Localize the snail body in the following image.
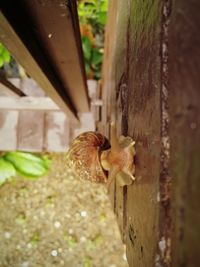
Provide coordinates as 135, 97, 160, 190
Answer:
67, 122, 135, 187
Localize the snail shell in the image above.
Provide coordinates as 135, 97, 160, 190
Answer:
67, 132, 110, 183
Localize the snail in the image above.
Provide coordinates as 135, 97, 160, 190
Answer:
66, 122, 135, 188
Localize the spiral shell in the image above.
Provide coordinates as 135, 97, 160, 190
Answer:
66, 132, 110, 183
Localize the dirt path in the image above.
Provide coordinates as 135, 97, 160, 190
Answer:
0, 154, 128, 267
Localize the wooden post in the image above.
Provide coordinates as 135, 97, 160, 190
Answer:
169, 0, 200, 266
102, 0, 200, 266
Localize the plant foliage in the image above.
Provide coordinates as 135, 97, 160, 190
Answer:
0, 151, 51, 185
0, 158, 16, 185
78, 0, 108, 80
0, 43, 11, 68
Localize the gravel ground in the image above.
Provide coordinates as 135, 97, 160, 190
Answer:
0, 153, 128, 267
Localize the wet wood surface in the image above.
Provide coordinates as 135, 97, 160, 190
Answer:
102, 0, 200, 266
23, 0, 89, 113
169, 0, 200, 266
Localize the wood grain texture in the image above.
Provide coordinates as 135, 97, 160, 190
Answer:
169, 0, 200, 266
0, 75, 25, 97
103, 0, 163, 266
44, 111, 69, 152
0, 97, 59, 111
126, 1, 162, 265
0, 111, 18, 151
17, 111, 44, 152
20, 78, 45, 97
23, 0, 89, 112
103, 0, 200, 266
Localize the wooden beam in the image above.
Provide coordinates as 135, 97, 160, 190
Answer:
0, 74, 26, 97
0, 0, 89, 116
0, 96, 59, 111
23, 0, 89, 112
0, 83, 20, 97
169, 0, 200, 265
0, 11, 78, 123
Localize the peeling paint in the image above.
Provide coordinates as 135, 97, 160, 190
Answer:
159, 237, 166, 256
159, 0, 172, 266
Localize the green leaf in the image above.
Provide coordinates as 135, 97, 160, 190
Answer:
9, 151, 44, 164
98, 11, 107, 25
0, 57, 4, 68
0, 43, 4, 55
0, 157, 16, 185
82, 36, 92, 61
2, 49, 11, 63
85, 61, 91, 76
4, 152, 49, 179
41, 155, 51, 169
92, 48, 103, 65
100, 1, 108, 12
94, 70, 101, 80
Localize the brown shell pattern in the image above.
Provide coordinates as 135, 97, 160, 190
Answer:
66, 132, 110, 183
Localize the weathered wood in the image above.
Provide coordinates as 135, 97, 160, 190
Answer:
103, 0, 200, 266
73, 112, 95, 138
22, 0, 89, 112
0, 83, 19, 97
19, 78, 45, 97
0, 96, 59, 111
0, 74, 25, 97
0, 11, 78, 122
17, 111, 44, 152
87, 80, 98, 100
0, 110, 72, 152
0, 111, 18, 151
87, 80, 101, 125
44, 111, 69, 152
103, 0, 162, 266
169, 0, 200, 266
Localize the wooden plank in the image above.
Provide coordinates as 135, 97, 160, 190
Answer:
168, 0, 200, 266
0, 96, 59, 111
17, 111, 44, 152
0, 83, 20, 97
126, 0, 162, 261
19, 78, 45, 97
102, 0, 126, 237
0, 74, 25, 97
102, 0, 162, 266
103, 0, 200, 266
87, 79, 98, 100
0, 11, 78, 123
44, 111, 69, 152
22, 0, 89, 113
8, 77, 45, 96
101, 0, 119, 127
0, 111, 18, 151
73, 112, 95, 138
87, 79, 101, 125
